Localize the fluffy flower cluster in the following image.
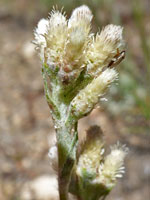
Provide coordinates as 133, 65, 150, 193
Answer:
34, 5, 125, 119
34, 5, 124, 73
34, 5, 92, 70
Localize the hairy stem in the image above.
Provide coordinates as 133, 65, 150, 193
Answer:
58, 130, 78, 200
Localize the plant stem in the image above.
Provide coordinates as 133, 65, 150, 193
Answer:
57, 123, 78, 200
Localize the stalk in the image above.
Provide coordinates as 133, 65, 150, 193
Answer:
34, 5, 128, 200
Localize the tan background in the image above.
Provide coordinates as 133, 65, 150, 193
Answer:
0, 0, 150, 199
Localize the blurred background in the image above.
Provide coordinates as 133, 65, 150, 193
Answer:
0, 0, 150, 199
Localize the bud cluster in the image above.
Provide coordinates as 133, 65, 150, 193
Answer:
77, 128, 128, 194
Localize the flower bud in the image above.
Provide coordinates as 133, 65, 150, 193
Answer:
45, 10, 68, 64
86, 24, 124, 76
65, 5, 93, 69
76, 126, 104, 176
71, 68, 118, 118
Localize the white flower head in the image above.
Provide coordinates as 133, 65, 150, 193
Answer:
63, 5, 93, 68
86, 24, 124, 76
45, 10, 68, 58
34, 18, 49, 61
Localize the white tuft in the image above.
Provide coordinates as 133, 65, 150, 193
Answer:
35, 18, 48, 35
68, 5, 93, 28
34, 18, 49, 61
69, 27, 86, 46
99, 68, 118, 85
101, 24, 123, 43
34, 18, 48, 45
49, 11, 67, 28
